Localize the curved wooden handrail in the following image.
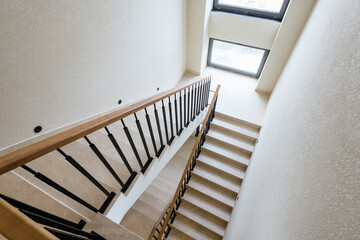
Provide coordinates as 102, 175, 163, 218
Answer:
155, 84, 221, 240
0, 74, 212, 175
147, 200, 171, 240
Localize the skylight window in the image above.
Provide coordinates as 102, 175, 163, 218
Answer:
208, 39, 269, 78
214, 0, 290, 21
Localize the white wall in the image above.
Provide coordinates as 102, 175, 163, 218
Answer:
186, 0, 212, 74
209, 11, 280, 50
256, 0, 316, 92
0, 0, 187, 150
224, 0, 360, 239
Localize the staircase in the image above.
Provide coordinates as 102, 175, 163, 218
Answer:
0, 76, 212, 240
150, 104, 261, 240
120, 137, 196, 239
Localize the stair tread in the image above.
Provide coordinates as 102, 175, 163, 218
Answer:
167, 227, 196, 240
120, 208, 155, 239
182, 192, 231, 222
177, 206, 225, 236
187, 180, 235, 208
197, 154, 245, 180
202, 141, 250, 167
171, 217, 218, 240
214, 112, 261, 130
211, 118, 259, 140
207, 130, 254, 154
192, 167, 240, 193
132, 199, 162, 222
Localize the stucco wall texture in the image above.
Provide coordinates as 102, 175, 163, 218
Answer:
0, 0, 187, 150
224, 1, 360, 239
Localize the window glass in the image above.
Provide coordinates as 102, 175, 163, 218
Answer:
208, 39, 267, 77
218, 0, 284, 13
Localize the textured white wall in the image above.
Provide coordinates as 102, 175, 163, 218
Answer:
209, 11, 280, 50
256, 0, 316, 93
0, 0, 187, 150
224, 0, 360, 239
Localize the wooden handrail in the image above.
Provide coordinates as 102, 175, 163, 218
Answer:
155, 84, 221, 240
147, 200, 171, 240
0, 198, 57, 240
0, 74, 211, 175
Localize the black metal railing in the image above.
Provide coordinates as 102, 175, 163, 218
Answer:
0, 76, 212, 240
0, 194, 105, 240
150, 84, 220, 240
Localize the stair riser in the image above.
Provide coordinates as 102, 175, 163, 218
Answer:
211, 123, 257, 142
206, 135, 253, 156
202, 148, 248, 171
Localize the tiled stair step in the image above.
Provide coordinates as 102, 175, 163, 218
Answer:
0, 171, 84, 223
187, 178, 235, 208
214, 112, 261, 132
167, 227, 195, 240
202, 140, 250, 168
211, 117, 259, 141
84, 213, 142, 240
120, 208, 155, 239
192, 166, 240, 194
206, 129, 254, 155
94, 124, 158, 172
131, 198, 162, 222
197, 153, 246, 180
171, 214, 222, 240
138, 191, 169, 213
182, 188, 231, 222
62, 138, 132, 191
176, 201, 226, 237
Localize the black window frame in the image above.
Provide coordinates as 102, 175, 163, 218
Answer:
207, 38, 269, 78
213, 0, 290, 21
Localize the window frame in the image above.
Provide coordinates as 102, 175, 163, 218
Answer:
213, 0, 290, 21
207, 38, 269, 78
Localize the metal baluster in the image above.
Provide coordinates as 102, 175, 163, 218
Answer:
193, 83, 198, 120
168, 97, 175, 145
45, 228, 105, 240
183, 89, 187, 127
199, 80, 204, 111
191, 85, 195, 121
121, 119, 145, 172
196, 81, 201, 115
21, 165, 98, 213
161, 100, 170, 145
174, 93, 179, 136
154, 104, 166, 156
0, 193, 86, 230
202, 79, 207, 109
104, 127, 135, 176
134, 113, 153, 173
197, 81, 204, 114
205, 79, 211, 107
144, 108, 159, 157
179, 91, 184, 135
187, 87, 190, 126
84, 136, 125, 188
57, 148, 110, 196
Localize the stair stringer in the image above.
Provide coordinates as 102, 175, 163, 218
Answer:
105, 108, 208, 224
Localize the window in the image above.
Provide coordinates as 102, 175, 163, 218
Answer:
214, 0, 290, 21
207, 39, 269, 78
